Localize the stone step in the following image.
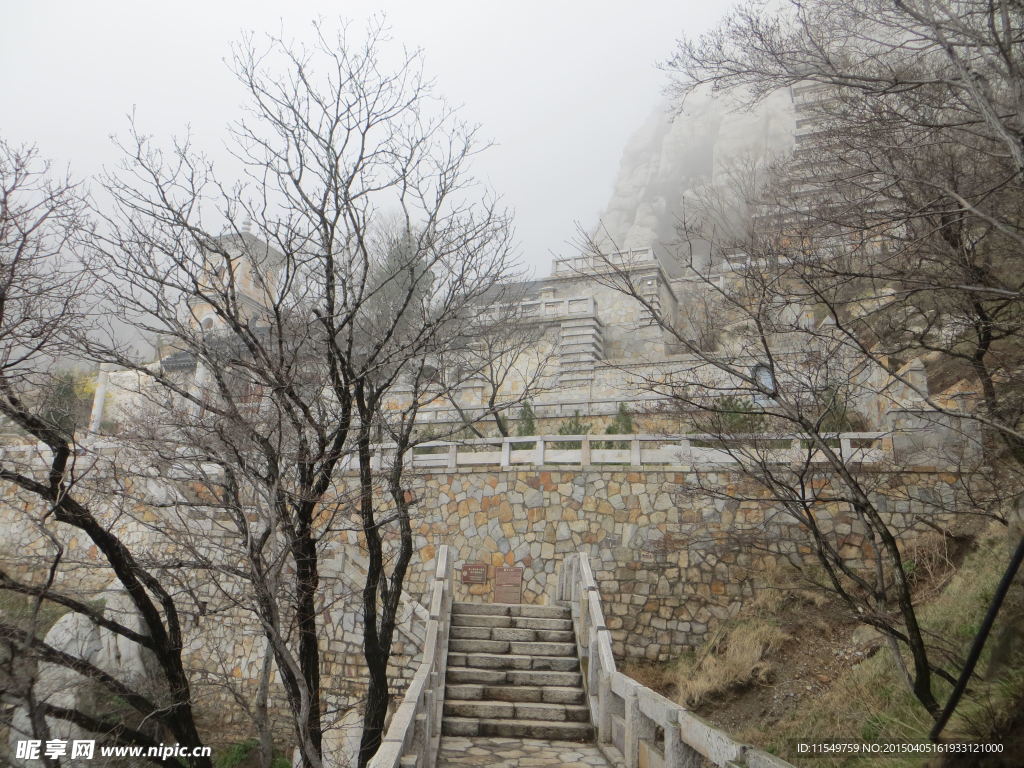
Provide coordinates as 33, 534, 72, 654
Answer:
445, 667, 582, 688
451, 613, 512, 629
441, 716, 594, 741
450, 625, 492, 640
444, 699, 590, 722
448, 638, 577, 656
447, 652, 579, 672
449, 638, 512, 654
507, 669, 584, 687
443, 600, 589, 742
445, 667, 508, 685
513, 616, 574, 632
451, 624, 576, 643
451, 614, 573, 632
446, 683, 586, 705
451, 602, 571, 620
510, 640, 576, 656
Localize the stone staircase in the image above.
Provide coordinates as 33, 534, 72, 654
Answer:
441, 601, 594, 741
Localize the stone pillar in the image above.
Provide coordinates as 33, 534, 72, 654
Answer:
190, 359, 210, 416
88, 364, 111, 433
623, 686, 640, 768
597, 671, 612, 744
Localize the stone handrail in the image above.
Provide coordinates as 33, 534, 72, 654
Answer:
519, 295, 597, 319
553, 247, 664, 275
4, 431, 888, 473
366, 432, 887, 471
369, 546, 452, 768
557, 552, 794, 768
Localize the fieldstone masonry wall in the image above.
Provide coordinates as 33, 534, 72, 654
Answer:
393, 466, 963, 662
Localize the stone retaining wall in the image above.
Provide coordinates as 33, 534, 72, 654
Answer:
0, 459, 964, 732
392, 466, 963, 661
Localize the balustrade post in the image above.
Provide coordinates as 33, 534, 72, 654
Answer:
413, 711, 429, 768
664, 719, 702, 768
630, 436, 641, 466
580, 586, 590, 635
500, 439, 511, 468
597, 671, 612, 744
840, 436, 851, 459
447, 443, 458, 469
580, 435, 591, 465
536, 436, 545, 465
623, 686, 640, 768
587, 626, 599, 692
678, 437, 692, 467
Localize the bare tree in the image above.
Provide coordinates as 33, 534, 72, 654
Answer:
79, 20, 523, 768
618, 0, 1024, 731
667, 0, 1024, 173
579, 107, 1018, 730
665, 0, 1024, 454
582, 228, 968, 718
0, 143, 214, 767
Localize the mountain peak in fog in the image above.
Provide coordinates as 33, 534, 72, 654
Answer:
594, 86, 795, 259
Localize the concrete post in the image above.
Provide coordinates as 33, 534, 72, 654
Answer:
840, 436, 852, 460
677, 437, 692, 467
190, 360, 209, 417
664, 720, 701, 768
598, 671, 612, 744
88, 364, 111, 433
624, 686, 640, 768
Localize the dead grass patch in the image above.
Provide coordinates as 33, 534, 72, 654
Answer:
675, 619, 790, 707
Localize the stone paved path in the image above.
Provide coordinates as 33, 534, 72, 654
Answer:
437, 736, 611, 767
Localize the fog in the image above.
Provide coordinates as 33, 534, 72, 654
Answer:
2, 1, 736, 277
597, 88, 796, 269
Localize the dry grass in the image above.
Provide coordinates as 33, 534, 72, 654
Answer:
627, 563, 814, 708
675, 620, 790, 707
751, 522, 1023, 766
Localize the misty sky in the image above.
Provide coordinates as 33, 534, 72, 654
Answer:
2, 1, 726, 276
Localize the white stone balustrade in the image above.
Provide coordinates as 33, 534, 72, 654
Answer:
369, 545, 452, 768
341, 432, 888, 472
553, 247, 665, 275
557, 552, 795, 768
519, 295, 597, 319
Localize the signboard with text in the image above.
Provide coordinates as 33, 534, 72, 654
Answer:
493, 566, 523, 603
461, 562, 488, 584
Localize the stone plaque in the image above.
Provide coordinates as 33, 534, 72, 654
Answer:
461, 562, 488, 585
493, 566, 523, 604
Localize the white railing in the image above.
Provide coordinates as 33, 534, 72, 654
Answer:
557, 553, 794, 768
4, 430, 889, 472
344, 432, 888, 471
520, 295, 597, 319
369, 546, 452, 768
553, 247, 665, 275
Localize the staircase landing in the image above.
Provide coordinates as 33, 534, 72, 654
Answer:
437, 737, 611, 767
